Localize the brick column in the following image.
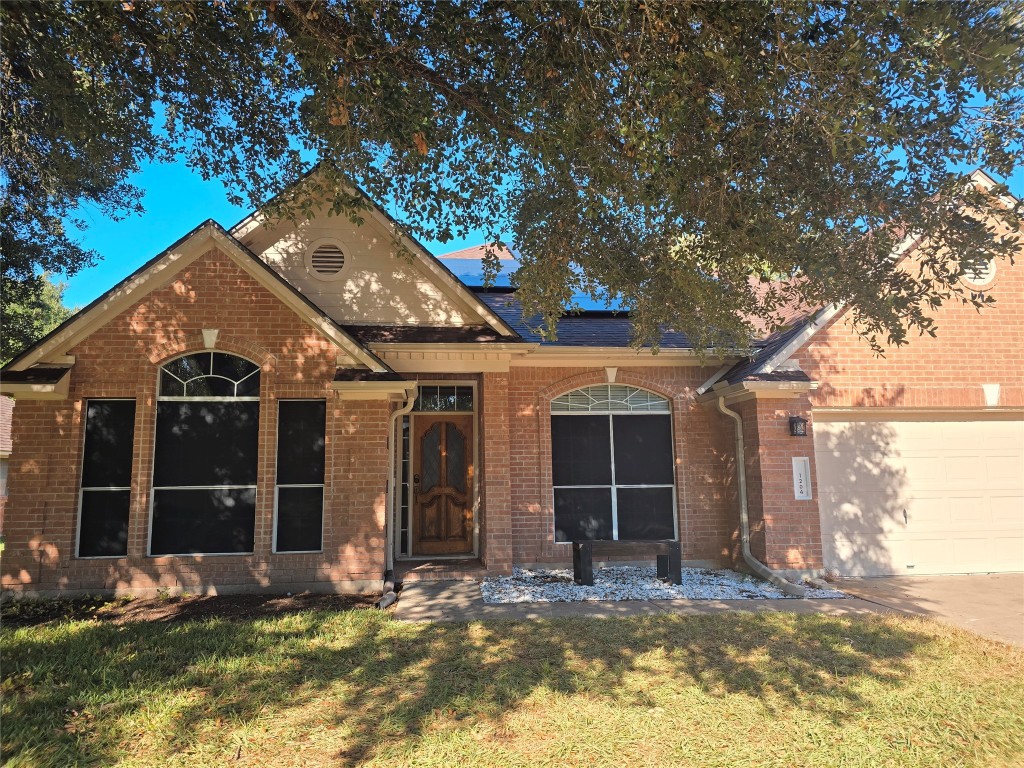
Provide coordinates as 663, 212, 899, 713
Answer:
481, 372, 513, 574
741, 397, 823, 572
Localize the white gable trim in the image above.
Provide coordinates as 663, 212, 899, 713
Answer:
6, 223, 391, 373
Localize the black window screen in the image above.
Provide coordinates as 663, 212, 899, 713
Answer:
554, 487, 613, 542
612, 415, 674, 485
79, 400, 135, 557
79, 490, 131, 557
151, 488, 256, 555
616, 488, 675, 540
277, 401, 326, 485
276, 487, 324, 552
550, 394, 676, 543
275, 400, 326, 552
551, 416, 611, 486
82, 400, 136, 488
153, 402, 259, 487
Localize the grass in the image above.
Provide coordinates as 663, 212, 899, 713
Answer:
2, 608, 1023, 767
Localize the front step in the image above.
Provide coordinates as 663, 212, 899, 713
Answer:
396, 559, 488, 583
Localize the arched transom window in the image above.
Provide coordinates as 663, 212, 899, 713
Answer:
551, 385, 676, 542
151, 352, 261, 555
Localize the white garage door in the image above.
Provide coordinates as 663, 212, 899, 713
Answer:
814, 414, 1024, 577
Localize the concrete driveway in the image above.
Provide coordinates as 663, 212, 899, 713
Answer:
838, 573, 1024, 647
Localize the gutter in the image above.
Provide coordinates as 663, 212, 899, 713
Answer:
716, 396, 807, 597
378, 388, 417, 608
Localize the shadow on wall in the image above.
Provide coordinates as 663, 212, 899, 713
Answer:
268, 233, 475, 326
1, 611, 934, 766
814, 418, 909, 578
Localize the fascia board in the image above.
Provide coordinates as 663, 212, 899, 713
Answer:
6, 223, 391, 374
367, 342, 537, 354
695, 379, 816, 405
0, 372, 71, 400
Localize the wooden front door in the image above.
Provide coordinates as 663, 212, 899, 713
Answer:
412, 415, 474, 555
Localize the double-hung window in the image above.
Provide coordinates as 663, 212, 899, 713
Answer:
551, 385, 676, 542
275, 400, 326, 553
78, 399, 136, 557
150, 352, 260, 555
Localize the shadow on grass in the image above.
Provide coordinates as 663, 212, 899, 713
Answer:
2, 610, 933, 766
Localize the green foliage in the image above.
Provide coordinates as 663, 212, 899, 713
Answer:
2, 1, 1023, 350
1, 273, 74, 365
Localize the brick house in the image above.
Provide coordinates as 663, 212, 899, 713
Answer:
1, 171, 1021, 596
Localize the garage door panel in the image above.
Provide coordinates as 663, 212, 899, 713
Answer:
899, 455, 944, 482
992, 495, 1024, 523
815, 416, 1024, 576
917, 536, 989, 574
819, 496, 906, 535
989, 535, 1024, 571
987, 456, 1024, 487
826, 534, 909, 578
978, 420, 1024, 448
906, 493, 954, 530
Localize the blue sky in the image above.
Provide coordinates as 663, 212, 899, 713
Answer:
60, 156, 1024, 308
59, 157, 514, 307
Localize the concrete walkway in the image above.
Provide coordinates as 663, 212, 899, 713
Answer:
838, 573, 1024, 647
394, 581, 884, 623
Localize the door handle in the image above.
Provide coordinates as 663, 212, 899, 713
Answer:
414, 474, 421, 484
903, 509, 908, 525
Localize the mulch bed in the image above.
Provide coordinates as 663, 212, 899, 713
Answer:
1, 591, 381, 628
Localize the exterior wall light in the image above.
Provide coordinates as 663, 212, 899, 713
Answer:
789, 415, 808, 437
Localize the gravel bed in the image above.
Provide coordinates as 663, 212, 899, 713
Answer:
480, 566, 847, 603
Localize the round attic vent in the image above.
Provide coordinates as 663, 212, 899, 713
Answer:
962, 258, 996, 289
305, 240, 347, 280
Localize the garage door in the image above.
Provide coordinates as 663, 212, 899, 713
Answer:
814, 414, 1024, 577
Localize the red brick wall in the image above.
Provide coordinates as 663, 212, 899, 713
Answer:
502, 365, 738, 568
480, 373, 513, 574
795, 254, 1024, 409
735, 398, 823, 571
2, 248, 387, 596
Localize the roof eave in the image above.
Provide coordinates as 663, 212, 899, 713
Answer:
2, 221, 392, 375
0, 369, 72, 400
696, 379, 818, 405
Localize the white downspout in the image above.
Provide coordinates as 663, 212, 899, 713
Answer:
717, 396, 807, 597
384, 388, 417, 573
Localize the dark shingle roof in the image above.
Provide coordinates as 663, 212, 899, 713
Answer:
720, 317, 812, 384
732, 370, 813, 383
342, 325, 512, 344
332, 369, 407, 382
474, 290, 694, 349
0, 367, 71, 385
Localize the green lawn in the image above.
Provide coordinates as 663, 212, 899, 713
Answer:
3, 608, 1023, 767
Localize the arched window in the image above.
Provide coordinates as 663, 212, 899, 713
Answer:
551, 385, 676, 542
150, 352, 261, 555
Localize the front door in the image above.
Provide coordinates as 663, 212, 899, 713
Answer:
412, 415, 474, 555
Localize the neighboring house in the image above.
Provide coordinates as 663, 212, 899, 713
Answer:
1, 171, 1020, 596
